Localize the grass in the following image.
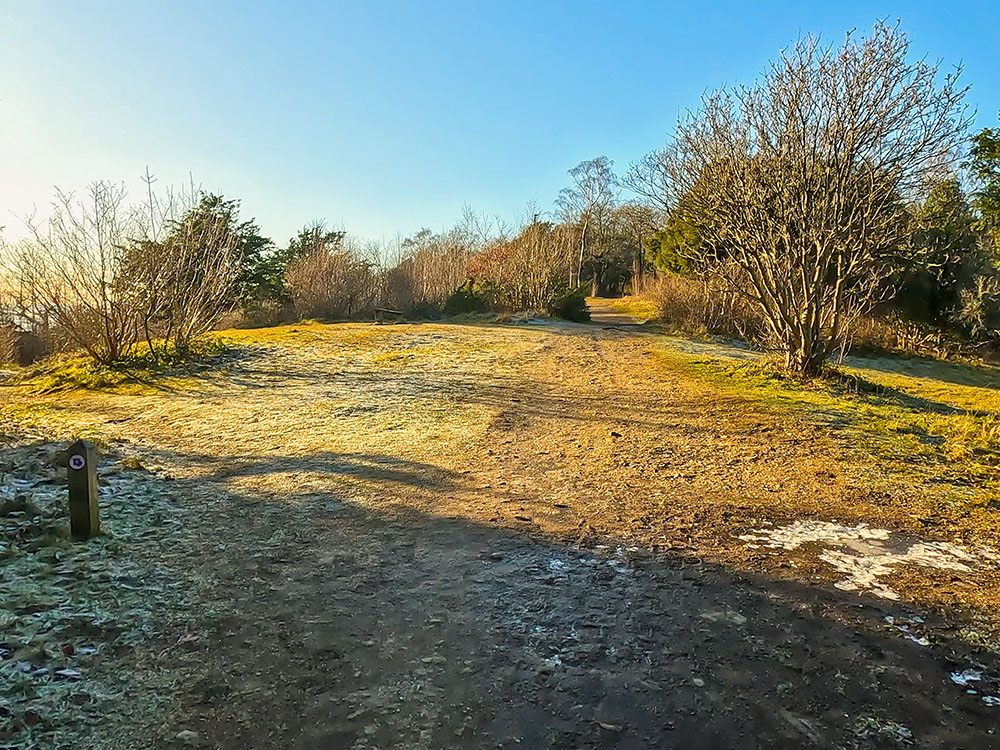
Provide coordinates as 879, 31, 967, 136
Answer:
8, 337, 237, 395
657, 345, 1000, 510
6, 317, 1000, 641
7, 317, 999, 522
599, 295, 660, 322
0, 438, 201, 749
0, 320, 534, 475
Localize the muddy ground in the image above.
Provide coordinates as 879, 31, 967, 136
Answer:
3, 306, 1000, 748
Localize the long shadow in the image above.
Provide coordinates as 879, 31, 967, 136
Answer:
831, 370, 1000, 419
141, 447, 466, 490
209, 363, 703, 429
845, 352, 1000, 392
217, 320, 997, 425
94, 438, 1000, 750
220, 354, 996, 446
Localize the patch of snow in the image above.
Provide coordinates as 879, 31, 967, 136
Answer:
546, 558, 569, 574
739, 520, 890, 550
740, 520, 997, 600
951, 669, 983, 687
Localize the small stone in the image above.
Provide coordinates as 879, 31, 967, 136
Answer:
609, 431, 622, 438
175, 729, 200, 745
120, 456, 145, 471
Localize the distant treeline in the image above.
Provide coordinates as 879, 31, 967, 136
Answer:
2, 22, 999, 373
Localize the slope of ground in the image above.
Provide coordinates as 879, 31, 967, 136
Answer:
2, 318, 1000, 748
587, 295, 659, 325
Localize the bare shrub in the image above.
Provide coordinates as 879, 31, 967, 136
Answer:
15, 178, 241, 364
0, 324, 17, 365
0, 240, 63, 360
470, 220, 576, 311
21, 183, 142, 363
379, 210, 500, 314
627, 23, 971, 374
644, 272, 764, 341
286, 242, 377, 319
845, 315, 955, 359
125, 199, 242, 356
383, 230, 475, 313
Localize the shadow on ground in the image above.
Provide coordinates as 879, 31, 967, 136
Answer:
132, 444, 1000, 750
846, 353, 1000, 392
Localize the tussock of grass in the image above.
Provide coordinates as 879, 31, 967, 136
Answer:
12, 338, 236, 394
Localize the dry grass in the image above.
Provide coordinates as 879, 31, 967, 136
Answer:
6, 318, 1000, 748
0, 325, 17, 365
639, 274, 765, 341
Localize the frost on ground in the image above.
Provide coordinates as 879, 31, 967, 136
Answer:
740, 520, 998, 600
0, 431, 199, 750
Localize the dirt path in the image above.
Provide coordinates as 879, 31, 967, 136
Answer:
4, 320, 1000, 748
586, 297, 647, 327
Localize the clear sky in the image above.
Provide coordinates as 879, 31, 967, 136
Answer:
1, 1, 998, 246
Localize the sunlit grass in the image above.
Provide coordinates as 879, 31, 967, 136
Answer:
655, 343, 1000, 504
596, 295, 660, 322
7, 338, 235, 395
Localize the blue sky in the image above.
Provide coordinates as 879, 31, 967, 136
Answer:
1, 1, 998, 245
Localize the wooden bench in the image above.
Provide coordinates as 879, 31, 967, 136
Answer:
374, 308, 405, 324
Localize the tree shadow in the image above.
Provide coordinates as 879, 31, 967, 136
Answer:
202, 360, 700, 430
108, 442, 1000, 750
830, 369, 999, 418
141, 447, 466, 490
845, 352, 1000, 393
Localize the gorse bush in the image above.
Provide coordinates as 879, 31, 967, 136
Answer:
547, 285, 590, 322
444, 279, 498, 315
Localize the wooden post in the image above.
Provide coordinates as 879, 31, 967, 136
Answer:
67, 439, 100, 540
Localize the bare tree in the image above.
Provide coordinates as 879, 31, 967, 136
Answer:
611, 202, 661, 293
626, 23, 970, 373
24, 182, 142, 363
471, 217, 575, 310
286, 232, 377, 319
151, 206, 242, 354
16, 176, 242, 365
556, 156, 619, 288
382, 221, 489, 312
